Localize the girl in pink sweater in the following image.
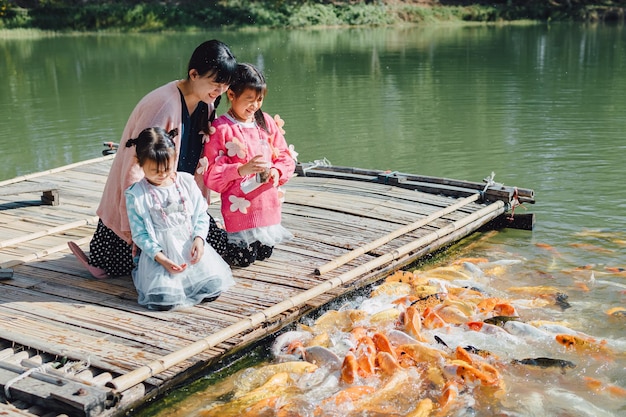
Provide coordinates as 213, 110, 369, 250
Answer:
203, 63, 297, 267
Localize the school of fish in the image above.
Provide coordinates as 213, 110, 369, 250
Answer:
188, 250, 626, 417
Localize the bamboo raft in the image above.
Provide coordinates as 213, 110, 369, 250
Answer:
0, 156, 535, 417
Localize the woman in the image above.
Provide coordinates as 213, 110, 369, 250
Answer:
69, 39, 237, 278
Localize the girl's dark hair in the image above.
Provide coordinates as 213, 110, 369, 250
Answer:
126, 127, 178, 171
230, 63, 269, 132
188, 39, 237, 85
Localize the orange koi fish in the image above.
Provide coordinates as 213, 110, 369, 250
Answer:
584, 376, 626, 398
341, 352, 359, 384
604, 266, 626, 276
315, 385, 376, 413
437, 380, 460, 415
605, 307, 626, 317
568, 242, 615, 254
375, 351, 402, 375
555, 334, 612, 356
422, 306, 447, 329
372, 332, 396, 358
400, 305, 427, 341
443, 359, 499, 386
406, 398, 434, 417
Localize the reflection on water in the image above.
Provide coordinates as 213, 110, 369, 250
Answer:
138, 228, 626, 417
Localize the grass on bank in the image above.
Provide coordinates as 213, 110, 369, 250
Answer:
0, 1, 623, 32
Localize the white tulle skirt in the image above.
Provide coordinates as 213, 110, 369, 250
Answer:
133, 225, 235, 310
226, 224, 293, 247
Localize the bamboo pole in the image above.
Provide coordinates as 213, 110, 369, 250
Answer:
314, 193, 481, 275
0, 216, 99, 249
0, 155, 114, 187
108, 200, 504, 393
0, 236, 92, 269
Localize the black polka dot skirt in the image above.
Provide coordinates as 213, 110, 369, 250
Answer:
89, 220, 135, 277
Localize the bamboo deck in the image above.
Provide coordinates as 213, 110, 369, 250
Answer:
0, 156, 534, 417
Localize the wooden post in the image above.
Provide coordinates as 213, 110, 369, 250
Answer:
0, 268, 13, 280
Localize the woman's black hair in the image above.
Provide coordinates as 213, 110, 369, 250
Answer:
126, 127, 179, 172
189, 40, 236, 132
230, 63, 269, 133
188, 39, 237, 85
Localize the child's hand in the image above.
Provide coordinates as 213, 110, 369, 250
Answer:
155, 252, 187, 274
269, 167, 280, 187
169, 262, 188, 273
190, 236, 205, 264
239, 155, 270, 177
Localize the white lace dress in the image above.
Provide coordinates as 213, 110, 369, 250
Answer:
125, 173, 234, 310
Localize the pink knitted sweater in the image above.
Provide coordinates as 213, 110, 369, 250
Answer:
97, 81, 212, 243
203, 112, 295, 233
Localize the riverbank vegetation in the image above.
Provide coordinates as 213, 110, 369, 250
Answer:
1, 0, 624, 32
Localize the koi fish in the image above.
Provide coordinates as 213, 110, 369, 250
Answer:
341, 352, 359, 384
409, 292, 443, 312
406, 398, 434, 417
568, 242, 615, 254
583, 376, 626, 398
232, 361, 317, 397
605, 306, 626, 317
555, 334, 611, 355
443, 359, 499, 386
397, 342, 449, 364
370, 281, 412, 297
202, 372, 293, 417
604, 266, 626, 275
271, 330, 312, 360
386, 270, 419, 285
421, 266, 472, 281
511, 357, 576, 372
483, 315, 520, 327
302, 346, 342, 370
504, 320, 553, 342
313, 309, 367, 333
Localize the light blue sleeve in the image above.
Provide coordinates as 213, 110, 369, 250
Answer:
180, 173, 210, 240
125, 185, 163, 259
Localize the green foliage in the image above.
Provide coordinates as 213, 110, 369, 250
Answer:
336, 4, 395, 26
1, 0, 624, 31
0, 3, 31, 28
287, 3, 341, 27
462, 5, 500, 22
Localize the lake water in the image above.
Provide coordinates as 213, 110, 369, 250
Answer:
1, 23, 625, 416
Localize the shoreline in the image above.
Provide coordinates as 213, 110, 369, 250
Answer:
1, 1, 624, 34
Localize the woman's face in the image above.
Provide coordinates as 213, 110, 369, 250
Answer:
190, 70, 229, 104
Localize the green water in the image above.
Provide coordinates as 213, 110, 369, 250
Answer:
1, 24, 625, 416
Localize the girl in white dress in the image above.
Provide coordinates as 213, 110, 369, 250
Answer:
125, 127, 234, 310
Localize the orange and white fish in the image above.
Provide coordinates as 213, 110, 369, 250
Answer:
555, 334, 612, 356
